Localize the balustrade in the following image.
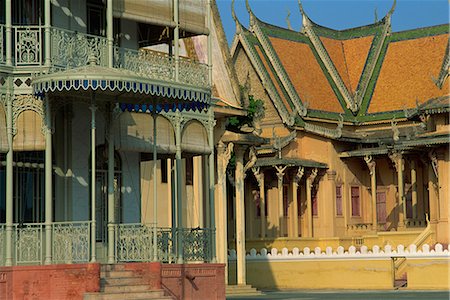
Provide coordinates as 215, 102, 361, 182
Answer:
52, 221, 90, 264
15, 223, 43, 265
0, 25, 209, 88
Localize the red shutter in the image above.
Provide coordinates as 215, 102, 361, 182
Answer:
336, 185, 343, 216
351, 186, 360, 217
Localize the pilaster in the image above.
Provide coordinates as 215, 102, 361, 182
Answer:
234, 145, 247, 285
306, 168, 318, 237
252, 167, 265, 238
275, 165, 287, 236
389, 151, 405, 228
364, 155, 377, 231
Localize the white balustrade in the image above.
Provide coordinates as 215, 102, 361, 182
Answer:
227, 243, 450, 261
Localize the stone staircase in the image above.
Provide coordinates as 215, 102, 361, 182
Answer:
84, 264, 172, 300
226, 284, 263, 297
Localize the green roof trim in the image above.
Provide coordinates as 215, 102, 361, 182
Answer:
391, 24, 449, 42
311, 20, 384, 40
254, 157, 327, 168
358, 34, 391, 117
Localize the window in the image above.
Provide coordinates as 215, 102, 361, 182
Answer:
0, 0, 5, 23
312, 187, 318, 216
87, 0, 106, 36
185, 157, 193, 186
336, 185, 343, 216
161, 159, 168, 183
12, 0, 43, 25
283, 184, 289, 217
351, 186, 360, 217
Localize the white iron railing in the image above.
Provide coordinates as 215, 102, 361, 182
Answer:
52, 221, 90, 264
15, 223, 43, 265
0, 25, 209, 88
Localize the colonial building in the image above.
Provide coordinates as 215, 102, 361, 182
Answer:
0, 0, 241, 299
227, 0, 449, 287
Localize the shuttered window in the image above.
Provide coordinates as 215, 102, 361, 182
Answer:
312, 187, 318, 216
351, 186, 360, 217
336, 185, 343, 216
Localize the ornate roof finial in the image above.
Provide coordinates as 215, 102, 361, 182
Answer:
298, 0, 310, 28
231, 0, 242, 34
286, 9, 293, 30
245, 0, 256, 28
387, 0, 397, 17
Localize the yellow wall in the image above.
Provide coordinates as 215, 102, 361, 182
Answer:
407, 258, 450, 290
229, 259, 392, 289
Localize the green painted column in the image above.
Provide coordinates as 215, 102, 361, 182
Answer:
5, 91, 13, 266
107, 107, 115, 264
107, 0, 113, 68
44, 95, 53, 264
44, 0, 51, 66
175, 115, 183, 264
5, 0, 11, 66
90, 97, 97, 262
208, 117, 216, 262
152, 113, 158, 261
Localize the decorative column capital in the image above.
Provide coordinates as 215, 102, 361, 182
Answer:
294, 166, 305, 184
388, 151, 403, 172
326, 169, 336, 181
308, 168, 318, 183
428, 150, 439, 178
251, 166, 264, 187
217, 141, 234, 169
364, 155, 376, 176
275, 165, 287, 182
243, 146, 257, 177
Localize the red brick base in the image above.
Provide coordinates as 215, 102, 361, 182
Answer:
161, 263, 225, 300
0, 263, 100, 300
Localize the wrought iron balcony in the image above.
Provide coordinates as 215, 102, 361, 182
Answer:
0, 222, 214, 265
0, 25, 209, 89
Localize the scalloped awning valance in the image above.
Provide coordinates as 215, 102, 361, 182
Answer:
32, 65, 210, 105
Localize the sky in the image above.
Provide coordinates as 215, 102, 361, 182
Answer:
216, 0, 450, 45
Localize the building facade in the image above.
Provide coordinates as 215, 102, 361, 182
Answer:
226, 0, 449, 287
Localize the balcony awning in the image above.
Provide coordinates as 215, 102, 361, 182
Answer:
32, 64, 210, 105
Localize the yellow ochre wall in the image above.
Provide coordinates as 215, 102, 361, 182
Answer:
406, 258, 450, 290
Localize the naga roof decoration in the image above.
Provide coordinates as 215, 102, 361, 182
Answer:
231, 0, 449, 134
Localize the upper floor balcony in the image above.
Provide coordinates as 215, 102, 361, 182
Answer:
0, 24, 209, 90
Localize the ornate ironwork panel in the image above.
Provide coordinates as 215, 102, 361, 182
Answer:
51, 27, 108, 70
115, 223, 154, 262
0, 224, 4, 266
178, 57, 208, 88
52, 222, 90, 263
157, 228, 175, 263
15, 223, 43, 264
114, 48, 174, 82
179, 228, 212, 262
15, 26, 42, 66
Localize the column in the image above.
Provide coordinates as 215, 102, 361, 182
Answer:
44, 0, 51, 66
207, 0, 212, 88
174, 0, 180, 81
208, 119, 216, 262
106, 0, 113, 68
389, 151, 405, 228
5, 91, 13, 266
175, 114, 183, 263
411, 160, 417, 219
275, 165, 287, 237
152, 113, 158, 261
107, 107, 115, 264
44, 95, 53, 264
5, 0, 11, 66
216, 141, 233, 283
235, 146, 247, 286
90, 97, 97, 262
306, 168, 317, 237
427, 152, 439, 224
364, 155, 377, 231
292, 167, 304, 238
252, 167, 265, 238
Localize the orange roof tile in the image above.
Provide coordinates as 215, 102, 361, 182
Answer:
255, 45, 293, 113
320, 36, 374, 95
269, 37, 344, 113
369, 34, 449, 113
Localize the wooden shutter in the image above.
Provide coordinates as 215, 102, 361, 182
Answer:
351, 186, 360, 217
336, 185, 343, 216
